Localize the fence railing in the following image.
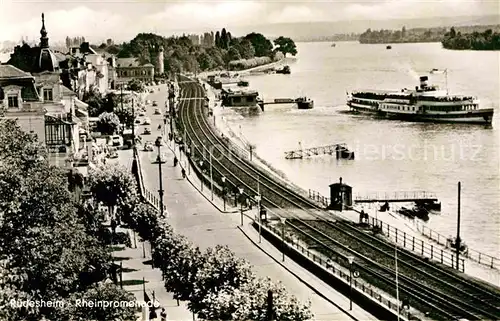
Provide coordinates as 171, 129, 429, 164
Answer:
264, 222, 413, 320
354, 191, 437, 201
308, 189, 330, 208
307, 190, 465, 272
368, 216, 465, 272
415, 221, 499, 270
133, 148, 167, 214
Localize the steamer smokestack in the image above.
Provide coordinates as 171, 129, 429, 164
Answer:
420, 76, 428, 89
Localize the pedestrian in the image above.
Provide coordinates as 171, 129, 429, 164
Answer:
181, 168, 186, 179
160, 308, 167, 321
173, 156, 178, 167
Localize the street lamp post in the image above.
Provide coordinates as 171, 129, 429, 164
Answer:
221, 176, 226, 211
348, 256, 354, 311
199, 160, 204, 191
280, 217, 287, 262
255, 194, 262, 243
155, 138, 165, 217
455, 181, 461, 270
239, 187, 244, 226
210, 152, 213, 201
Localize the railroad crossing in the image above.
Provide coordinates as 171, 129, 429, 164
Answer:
285, 143, 354, 160
354, 191, 438, 203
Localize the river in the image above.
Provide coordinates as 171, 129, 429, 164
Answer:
223, 41, 499, 257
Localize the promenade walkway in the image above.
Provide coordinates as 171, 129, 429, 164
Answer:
113, 83, 378, 320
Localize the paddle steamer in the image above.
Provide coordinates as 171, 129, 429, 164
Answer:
347, 74, 494, 124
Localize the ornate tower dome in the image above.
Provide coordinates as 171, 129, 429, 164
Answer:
37, 13, 59, 72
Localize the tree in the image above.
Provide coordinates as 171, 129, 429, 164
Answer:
87, 164, 139, 213
0, 120, 136, 321
215, 31, 221, 48
244, 33, 273, 57
61, 282, 137, 321
96, 112, 121, 135
114, 106, 134, 130
227, 47, 242, 61
190, 245, 254, 316
273, 36, 298, 57
221, 28, 228, 49
127, 79, 145, 92
84, 86, 105, 117
200, 277, 313, 321
238, 39, 255, 59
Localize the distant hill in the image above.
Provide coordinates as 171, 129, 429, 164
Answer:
226, 14, 500, 42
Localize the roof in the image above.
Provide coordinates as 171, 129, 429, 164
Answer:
61, 85, 76, 96
116, 58, 140, 67
53, 52, 68, 62
0, 64, 33, 79
116, 58, 154, 68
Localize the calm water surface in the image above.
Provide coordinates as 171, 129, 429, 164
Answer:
226, 42, 499, 257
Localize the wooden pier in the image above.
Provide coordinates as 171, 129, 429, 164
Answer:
354, 191, 438, 203
285, 143, 354, 160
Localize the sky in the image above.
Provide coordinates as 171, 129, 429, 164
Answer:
0, 0, 498, 43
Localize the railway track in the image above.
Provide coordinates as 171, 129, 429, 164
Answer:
176, 76, 500, 320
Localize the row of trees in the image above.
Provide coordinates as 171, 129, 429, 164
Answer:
113, 165, 313, 320
0, 119, 137, 320
99, 28, 296, 75
359, 26, 444, 44
442, 27, 500, 50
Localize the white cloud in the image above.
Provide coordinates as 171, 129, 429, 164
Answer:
1, 6, 125, 43
147, 1, 266, 31
0, 0, 496, 42
267, 5, 327, 24
344, 0, 486, 20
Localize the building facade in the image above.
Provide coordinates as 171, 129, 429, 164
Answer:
115, 58, 154, 85
2, 14, 88, 155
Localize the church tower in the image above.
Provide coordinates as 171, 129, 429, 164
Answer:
37, 13, 59, 72
157, 46, 164, 76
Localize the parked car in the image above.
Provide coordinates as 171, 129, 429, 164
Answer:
134, 118, 141, 124
139, 111, 146, 117
143, 117, 151, 125
107, 147, 119, 159
110, 135, 123, 147
152, 101, 158, 107
143, 127, 152, 135
154, 108, 161, 115
143, 142, 154, 152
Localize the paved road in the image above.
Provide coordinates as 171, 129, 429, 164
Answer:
115, 83, 377, 320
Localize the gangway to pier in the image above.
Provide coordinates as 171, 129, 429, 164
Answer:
354, 191, 438, 203
285, 143, 354, 160
260, 98, 296, 105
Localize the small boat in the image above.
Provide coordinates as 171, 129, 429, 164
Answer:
295, 97, 314, 109
379, 201, 390, 212
237, 80, 249, 87
331, 43, 336, 47
335, 144, 354, 160
386, 45, 392, 49
275, 65, 291, 74
415, 200, 441, 211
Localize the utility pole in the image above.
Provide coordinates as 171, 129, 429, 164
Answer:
155, 138, 165, 217
456, 181, 461, 270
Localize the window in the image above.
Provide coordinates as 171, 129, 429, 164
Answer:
43, 88, 53, 101
8, 95, 19, 108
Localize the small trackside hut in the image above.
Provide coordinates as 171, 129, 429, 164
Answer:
328, 177, 352, 211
